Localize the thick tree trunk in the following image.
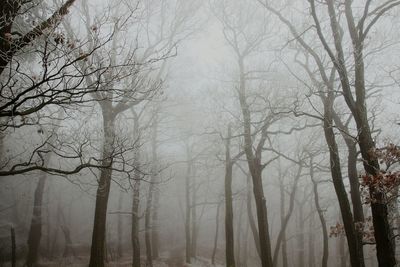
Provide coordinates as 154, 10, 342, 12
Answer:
225, 125, 236, 267
88, 110, 115, 267
26, 173, 47, 267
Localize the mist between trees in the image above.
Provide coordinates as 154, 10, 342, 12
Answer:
1, 0, 400, 267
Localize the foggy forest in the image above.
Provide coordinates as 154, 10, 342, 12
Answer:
1, 0, 400, 267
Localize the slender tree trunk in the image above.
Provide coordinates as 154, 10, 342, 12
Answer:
25, 117, 61, 266
88, 110, 116, 267
310, 161, 328, 267
151, 189, 160, 260
308, 215, 315, 267
332, 112, 365, 263
322, 100, 364, 267
273, 166, 301, 266
246, 174, 261, 258
45, 185, 51, 257
11, 227, 16, 267
185, 158, 192, 264
297, 205, 305, 267
145, 184, 153, 267
212, 202, 221, 266
242, 220, 249, 267
236, 198, 245, 267
61, 225, 77, 258
117, 192, 124, 258
191, 177, 197, 259
131, 112, 141, 267
238, 55, 273, 267
337, 226, 346, 267
320, 1, 395, 264
151, 116, 160, 260
132, 177, 141, 267
225, 125, 236, 267
279, 181, 288, 267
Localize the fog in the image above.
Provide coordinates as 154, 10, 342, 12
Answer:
1, 0, 400, 267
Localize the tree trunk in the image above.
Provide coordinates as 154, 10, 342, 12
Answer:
145, 184, 153, 267
310, 161, 328, 267
88, 110, 115, 267
308, 215, 315, 267
320, 1, 395, 264
338, 230, 346, 267
185, 160, 192, 264
238, 55, 273, 267
273, 166, 301, 266
332, 111, 365, 262
322, 98, 364, 267
225, 125, 236, 267
279, 181, 288, 267
297, 205, 305, 267
151, 116, 160, 260
61, 225, 77, 258
191, 177, 197, 259
26, 173, 47, 267
246, 174, 261, 258
11, 227, 16, 267
211, 202, 221, 266
132, 178, 141, 267
131, 110, 141, 267
117, 192, 124, 258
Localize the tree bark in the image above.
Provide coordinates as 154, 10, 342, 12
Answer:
191, 177, 197, 259
273, 166, 301, 266
246, 174, 261, 258
238, 55, 273, 267
322, 101, 363, 267
212, 201, 221, 266
145, 183, 153, 267
224, 125, 236, 267
310, 162, 328, 267
313, 1, 396, 264
131, 111, 141, 267
26, 173, 47, 267
185, 157, 192, 264
11, 227, 16, 267
88, 109, 115, 267
117, 192, 124, 258
151, 115, 160, 260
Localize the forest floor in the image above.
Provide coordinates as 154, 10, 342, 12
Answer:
6, 255, 224, 267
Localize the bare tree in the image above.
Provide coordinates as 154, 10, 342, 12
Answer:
259, 1, 400, 265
